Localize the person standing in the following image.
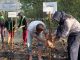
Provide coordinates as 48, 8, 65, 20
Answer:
17, 12, 28, 48
5, 18, 16, 49
0, 12, 5, 49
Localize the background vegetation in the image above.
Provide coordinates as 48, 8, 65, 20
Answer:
19, 0, 80, 31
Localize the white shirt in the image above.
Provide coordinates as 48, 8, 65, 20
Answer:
28, 21, 46, 32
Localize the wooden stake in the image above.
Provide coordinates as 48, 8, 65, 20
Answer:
48, 11, 52, 60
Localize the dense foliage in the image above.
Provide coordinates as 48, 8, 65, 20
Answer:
19, 0, 80, 30
20, 0, 80, 20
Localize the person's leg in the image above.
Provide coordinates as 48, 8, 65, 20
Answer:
67, 35, 72, 60
1, 27, 5, 48
68, 32, 80, 60
11, 31, 14, 49
27, 31, 33, 60
67, 46, 70, 60
23, 30, 28, 48
37, 33, 43, 60
37, 42, 43, 60
70, 40, 79, 60
23, 30, 25, 47
78, 46, 80, 60
8, 31, 11, 49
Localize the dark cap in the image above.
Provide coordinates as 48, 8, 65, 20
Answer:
52, 11, 62, 21
52, 11, 68, 22
17, 12, 23, 16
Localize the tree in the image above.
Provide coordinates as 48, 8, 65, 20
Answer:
20, 0, 43, 18
58, 0, 80, 20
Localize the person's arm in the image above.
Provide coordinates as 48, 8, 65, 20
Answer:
18, 18, 27, 29
13, 20, 17, 32
21, 18, 28, 29
24, 18, 28, 28
31, 32, 45, 43
31, 31, 54, 48
18, 20, 21, 28
18, 20, 24, 29
61, 19, 73, 38
18, 17, 23, 28
54, 18, 74, 40
43, 28, 49, 39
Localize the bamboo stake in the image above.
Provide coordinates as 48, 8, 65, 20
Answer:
48, 11, 52, 60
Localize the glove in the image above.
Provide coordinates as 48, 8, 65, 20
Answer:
45, 40, 55, 48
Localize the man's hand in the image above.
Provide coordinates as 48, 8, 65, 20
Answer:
15, 25, 25, 31
45, 40, 55, 48
19, 25, 25, 28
